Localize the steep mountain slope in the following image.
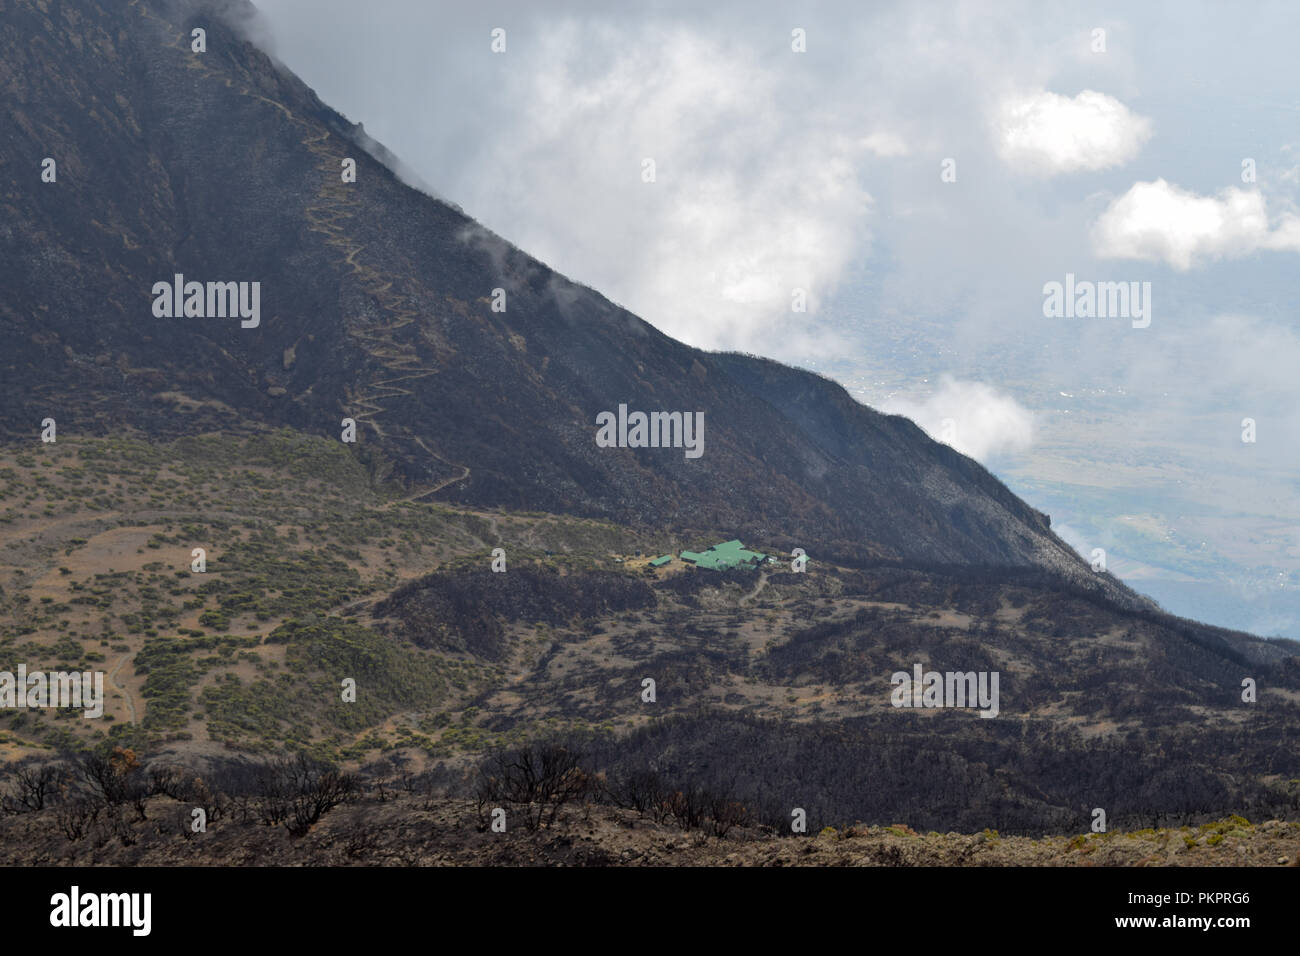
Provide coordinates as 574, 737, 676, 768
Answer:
2, 0, 1298, 858
2, 0, 1118, 594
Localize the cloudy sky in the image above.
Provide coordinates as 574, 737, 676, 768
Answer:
247, 0, 1300, 638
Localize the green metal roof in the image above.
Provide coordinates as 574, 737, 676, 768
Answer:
649, 555, 674, 567
679, 540, 767, 570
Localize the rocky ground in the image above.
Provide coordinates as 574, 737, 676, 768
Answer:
2, 793, 1297, 867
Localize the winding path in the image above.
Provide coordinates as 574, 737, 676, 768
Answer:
739, 571, 770, 607
109, 653, 137, 725
133, 0, 472, 499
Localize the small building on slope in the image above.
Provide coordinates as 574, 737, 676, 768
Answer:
679, 539, 769, 571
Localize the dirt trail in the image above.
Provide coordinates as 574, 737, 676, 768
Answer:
740, 571, 770, 606
109, 653, 137, 725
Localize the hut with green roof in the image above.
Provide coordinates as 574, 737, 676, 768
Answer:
678, 540, 769, 571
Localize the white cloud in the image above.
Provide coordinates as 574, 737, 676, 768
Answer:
996, 89, 1151, 175
1091, 178, 1300, 270
440, 22, 886, 353
859, 131, 909, 157
883, 377, 1034, 462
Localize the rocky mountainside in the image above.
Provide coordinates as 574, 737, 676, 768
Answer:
3, 0, 1123, 591
2, 0, 1299, 854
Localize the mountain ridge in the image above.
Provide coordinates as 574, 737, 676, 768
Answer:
2, 0, 1299, 862
0, 0, 1285, 651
